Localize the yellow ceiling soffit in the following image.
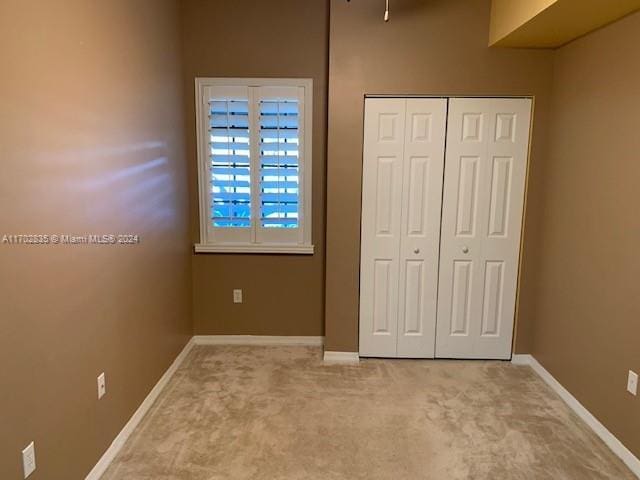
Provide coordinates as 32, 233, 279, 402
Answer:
489, 0, 640, 48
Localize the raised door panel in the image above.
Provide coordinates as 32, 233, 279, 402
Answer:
455, 156, 480, 236
372, 260, 393, 334
406, 156, 430, 236
402, 260, 424, 335
487, 157, 513, 237
450, 261, 473, 336
480, 261, 504, 336
374, 157, 398, 235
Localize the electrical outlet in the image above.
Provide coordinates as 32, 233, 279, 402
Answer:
22, 441, 36, 478
233, 289, 243, 304
628, 370, 638, 396
97, 372, 106, 399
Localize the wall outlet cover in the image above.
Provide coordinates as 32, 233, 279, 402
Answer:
628, 370, 638, 396
22, 441, 36, 478
97, 372, 106, 399
233, 289, 243, 304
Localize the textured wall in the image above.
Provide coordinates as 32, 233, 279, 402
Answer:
0, 1, 191, 478
182, 0, 329, 337
324, 0, 554, 352
531, 10, 640, 458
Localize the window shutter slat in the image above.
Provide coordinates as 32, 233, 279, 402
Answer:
260, 180, 298, 189
260, 128, 298, 139
260, 193, 298, 203
259, 102, 298, 114
260, 143, 299, 153
260, 116, 298, 129
209, 114, 249, 128
210, 216, 251, 227
260, 156, 298, 166
212, 192, 251, 201
210, 154, 250, 163
211, 127, 249, 136
211, 141, 250, 150
212, 179, 251, 188
261, 217, 299, 226
211, 167, 250, 176
260, 167, 299, 176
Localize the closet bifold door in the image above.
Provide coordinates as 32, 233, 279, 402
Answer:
359, 98, 447, 358
435, 98, 532, 360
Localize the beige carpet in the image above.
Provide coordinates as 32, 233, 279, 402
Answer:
102, 346, 634, 480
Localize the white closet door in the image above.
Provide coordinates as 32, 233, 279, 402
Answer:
396, 99, 447, 357
436, 98, 532, 359
359, 98, 447, 358
359, 98, 405, 357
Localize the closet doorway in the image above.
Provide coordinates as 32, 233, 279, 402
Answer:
359, 97, 532, 360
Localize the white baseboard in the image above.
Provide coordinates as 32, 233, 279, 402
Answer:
193, 335, 324, 346
85, 338, 195, 480
512, 354, 640, 477
323, 351, 360, 363
511, 354, 532, 365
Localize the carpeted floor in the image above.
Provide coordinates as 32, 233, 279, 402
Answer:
102, 346, 635, 480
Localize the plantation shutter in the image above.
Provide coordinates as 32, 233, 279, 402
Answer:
196, 79, 312, 252
255, 86, 304, 244
205, 85, 253, 244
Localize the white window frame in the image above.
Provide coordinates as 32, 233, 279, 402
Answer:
194, 77, 314, 254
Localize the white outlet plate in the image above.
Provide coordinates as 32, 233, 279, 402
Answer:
628, 370, 638, 396
22, 441, 36, 478
97, 372, 106, 399
233, 289, 243, 304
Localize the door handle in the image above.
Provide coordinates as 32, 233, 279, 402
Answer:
462, 246, 469, 254
413, 248, 420, 254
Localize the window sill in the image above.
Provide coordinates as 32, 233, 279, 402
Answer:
194, 243, 314, 255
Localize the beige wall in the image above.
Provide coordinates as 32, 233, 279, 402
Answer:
1, 0, 637, 476
490, 0, 640, 48
0, 1, 191, 478
489, 0, 556, 45
182, 0, 329, 336
324, 0, 554, 352
531, 10, 640, 458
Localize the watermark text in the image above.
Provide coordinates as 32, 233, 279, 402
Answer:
2, 234, 141, 245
